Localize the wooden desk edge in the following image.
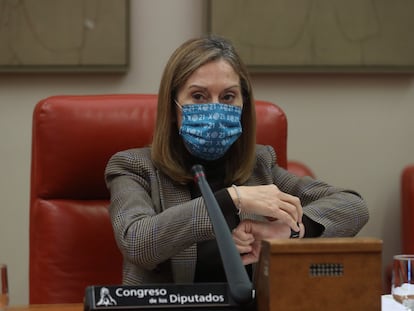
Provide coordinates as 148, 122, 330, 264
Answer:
9, 303, 83, 311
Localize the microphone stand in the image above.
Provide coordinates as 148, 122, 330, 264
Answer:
192, 164, 254, 305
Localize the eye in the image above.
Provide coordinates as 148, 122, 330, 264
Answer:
191, 92, 208, 103
220, 93, 236, 104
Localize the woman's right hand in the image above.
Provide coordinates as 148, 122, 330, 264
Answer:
228, 184, 302, 231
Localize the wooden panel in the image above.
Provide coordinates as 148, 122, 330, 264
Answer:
255, 237, 382, 311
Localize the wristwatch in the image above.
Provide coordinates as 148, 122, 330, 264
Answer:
290, 229, 300, 238
290, 222, 300, 238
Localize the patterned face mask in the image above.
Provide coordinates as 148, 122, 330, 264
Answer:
176, 101, 242, 161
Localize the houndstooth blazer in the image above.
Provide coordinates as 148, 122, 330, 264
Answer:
105, 145, 369, 285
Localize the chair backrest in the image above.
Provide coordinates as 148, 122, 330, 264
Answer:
29, 94, 288, 304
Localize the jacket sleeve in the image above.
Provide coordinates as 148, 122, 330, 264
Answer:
105, 148, 215, 270
259, 145, 369, 237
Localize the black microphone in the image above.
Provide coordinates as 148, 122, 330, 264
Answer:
191, 164, 254, 305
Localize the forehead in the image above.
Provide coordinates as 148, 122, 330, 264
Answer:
184, 59, 240, 87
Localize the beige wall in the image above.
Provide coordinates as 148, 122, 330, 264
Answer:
0, 0, 412, 305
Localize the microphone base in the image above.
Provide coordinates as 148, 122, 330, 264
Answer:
84, 283, 254, 311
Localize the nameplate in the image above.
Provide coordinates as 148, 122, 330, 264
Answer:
84, 283, 241, 311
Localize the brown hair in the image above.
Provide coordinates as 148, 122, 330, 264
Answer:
151, 35, 256, 185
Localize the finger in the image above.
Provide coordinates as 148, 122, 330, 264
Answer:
233, 236, 254, 246
232, 231, 254, 245
279, 193, 303, 223
275, 194, 302, 222
240, 241, 262, 265
232, 219, 254, 236
271, 208, 300, 231
233, 236, 255, 246
240, 253, 258, 265
235, 244, 252, 254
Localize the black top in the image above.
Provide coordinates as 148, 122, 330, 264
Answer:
189, 157, 247, 282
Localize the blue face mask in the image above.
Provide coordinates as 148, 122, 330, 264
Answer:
176, 102, 242, 161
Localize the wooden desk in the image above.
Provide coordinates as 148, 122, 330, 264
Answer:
6, 297, 403, 311
9, 304, 83, 311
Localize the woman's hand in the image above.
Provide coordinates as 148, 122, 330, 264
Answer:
232, 219, 305, 265
231, 220, 261, 265
228, 184, 302, 231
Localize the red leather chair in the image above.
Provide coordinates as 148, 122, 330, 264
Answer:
401, 165, 414, 255
287, 161, 315, 178
384, 164, 414, 293
30, 94, 313, 304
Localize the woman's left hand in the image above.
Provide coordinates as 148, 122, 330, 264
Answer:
232, 219, 305, 265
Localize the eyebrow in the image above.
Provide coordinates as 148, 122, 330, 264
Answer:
187, 84, 241, 91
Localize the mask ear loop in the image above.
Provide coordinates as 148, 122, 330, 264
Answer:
174, 99, 183, 110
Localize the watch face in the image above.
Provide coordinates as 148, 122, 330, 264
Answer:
290, 228, 300, 238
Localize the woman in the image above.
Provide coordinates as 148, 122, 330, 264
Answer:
105, 35, 369, 285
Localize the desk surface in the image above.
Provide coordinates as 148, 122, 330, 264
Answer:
9, 304, 82, 311
6, 296, 406, 311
